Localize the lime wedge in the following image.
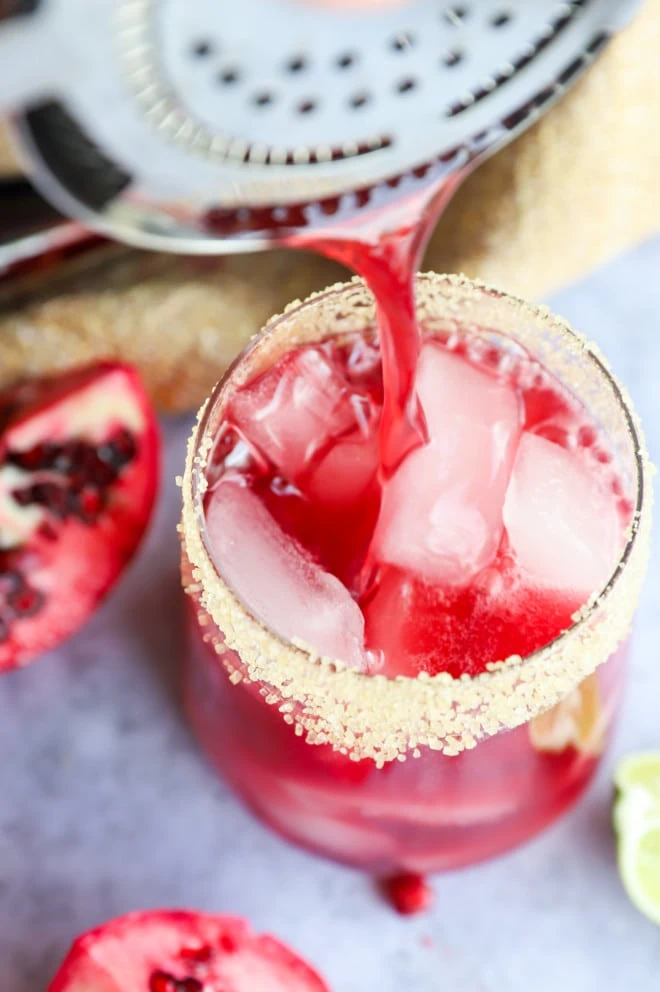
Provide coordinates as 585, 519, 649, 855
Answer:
614, 751, 660, 801
614, 751, 660, 926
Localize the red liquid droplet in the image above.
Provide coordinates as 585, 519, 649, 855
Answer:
381, 871, 434, 915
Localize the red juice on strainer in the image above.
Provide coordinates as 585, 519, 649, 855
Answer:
180, 275, 648, 881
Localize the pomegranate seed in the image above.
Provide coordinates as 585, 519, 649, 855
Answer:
149, 971, 202, 992
39, 522, 58, 541
70, 485, 105, 523
181, 944, 214, 964
12, 488, 33, 507
219, 933, 237, 953
149, 971, 178, 992
8, 443, 57, 471
17, 482, 70, 518
54, 440, 95, 474
381, 872, 434, 915
52, 444, 77, 473
38, 483, 70, 518
90, 458, 117, 487
108, 428, 137, 469
7, 584, 44, 618
179, 980, 203, 992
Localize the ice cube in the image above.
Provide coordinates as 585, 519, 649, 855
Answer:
503, 432, 622, 596
373, 342, 522, 585
229, 347, 367, 484
206, 476, 368, 670
304, 427, 379, 508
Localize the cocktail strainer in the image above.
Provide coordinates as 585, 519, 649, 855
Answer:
0, 0, 641, 254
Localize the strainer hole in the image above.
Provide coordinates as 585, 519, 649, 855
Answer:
491, 9, 513, 28
442, 48, 464, 67
442, 5, 469, 25
390, 32, 415, 52
253, 90, 275, 108
297, 99, 318, 114
191, 39, 214, 58
218, 67, 241, 85
336, 51, 357, 70
286, 55, 308, 73
396, 77, 417, 95
350, 90, 371, 109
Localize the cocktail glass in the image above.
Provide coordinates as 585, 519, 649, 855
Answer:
180, 274, 651, 873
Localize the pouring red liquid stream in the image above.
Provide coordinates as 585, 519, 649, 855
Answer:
289, 175, 465, 477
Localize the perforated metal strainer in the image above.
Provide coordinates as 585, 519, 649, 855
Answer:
0, 0, 641, 254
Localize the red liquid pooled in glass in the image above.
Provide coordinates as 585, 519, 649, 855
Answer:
207, 332, 628, 680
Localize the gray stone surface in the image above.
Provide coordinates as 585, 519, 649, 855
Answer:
2, 237, 660, 992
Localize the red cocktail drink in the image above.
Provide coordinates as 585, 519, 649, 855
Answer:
181, 275, 650, 874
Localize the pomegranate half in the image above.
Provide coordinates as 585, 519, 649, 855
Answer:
0, 361, 159, 671
48, 909, 330, 992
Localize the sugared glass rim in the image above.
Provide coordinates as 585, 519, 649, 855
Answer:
180, 273, 652, 763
